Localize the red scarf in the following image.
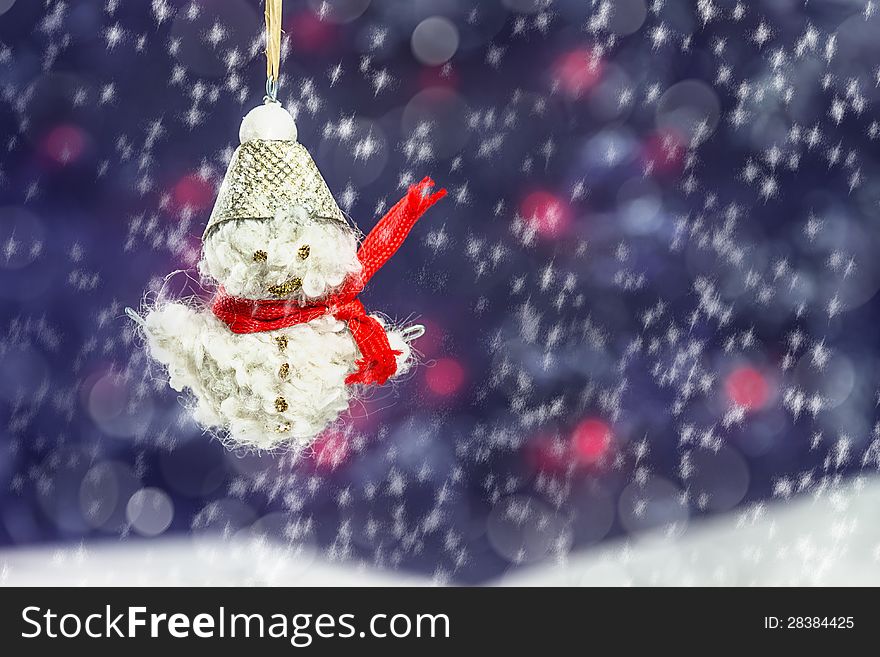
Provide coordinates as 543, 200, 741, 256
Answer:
211, 177, 446, 386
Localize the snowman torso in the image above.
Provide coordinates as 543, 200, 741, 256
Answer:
203, 313, 359, 441
147, 302, 360, 448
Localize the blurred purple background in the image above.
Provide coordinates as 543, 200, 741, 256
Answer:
1, 0, 880, 583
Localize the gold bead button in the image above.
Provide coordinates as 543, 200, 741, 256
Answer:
298, 244, 310, 260
275, 335, 288, 352
274, 396, 289, 413
253, 250, 268, 262
279, 362, 290, 379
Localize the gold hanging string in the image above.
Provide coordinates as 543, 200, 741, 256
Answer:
265, 0, 283, 101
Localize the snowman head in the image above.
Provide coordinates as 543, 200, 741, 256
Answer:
199, 103, 362, 301
200, 206, 361, 301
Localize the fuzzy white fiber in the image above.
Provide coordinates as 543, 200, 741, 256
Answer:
142, 209, 414, 451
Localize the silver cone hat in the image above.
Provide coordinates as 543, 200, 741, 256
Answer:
203, 139, 345, 238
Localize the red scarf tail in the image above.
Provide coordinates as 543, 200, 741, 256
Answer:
357, 177, 446, 285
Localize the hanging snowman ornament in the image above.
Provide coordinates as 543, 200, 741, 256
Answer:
129, 0, 445, 449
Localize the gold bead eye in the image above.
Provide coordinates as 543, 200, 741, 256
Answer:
298, 244, 310, 260
253, 250, 268, 262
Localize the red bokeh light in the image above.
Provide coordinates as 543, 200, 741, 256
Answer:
425, 358, 465, 396
418, 66, 459, 90
571, 418, 613, 465
347, 396, 386, 434
520, 190, 572, 239
179, 235, 203, 267
312, 431, 350, 470
414, 318, 444, 358
641, 130, 686, 176
173, 173, 214, 211
553, 48, 603, 98
43, 124, 86, 165
526, 419, 615, 473
288, 11, 338, 53
526, 433, 571, 473
725, 366, 770, 410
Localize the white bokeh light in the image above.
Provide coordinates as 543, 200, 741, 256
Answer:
126, 488, 174, 537
411, 16, 460, 66
656, 79, 721, 143
608, 0, 647, 36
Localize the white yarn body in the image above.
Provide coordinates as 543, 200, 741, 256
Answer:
144, 303, 412, 450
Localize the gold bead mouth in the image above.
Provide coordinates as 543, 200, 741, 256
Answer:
267, 277, 302, 297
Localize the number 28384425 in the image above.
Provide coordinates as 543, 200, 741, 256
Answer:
764, 617, 854, 629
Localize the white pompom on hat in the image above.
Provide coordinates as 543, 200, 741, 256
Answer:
239, 101, 298, 143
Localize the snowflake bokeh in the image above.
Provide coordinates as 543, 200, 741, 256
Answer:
1, 0, 880, 584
